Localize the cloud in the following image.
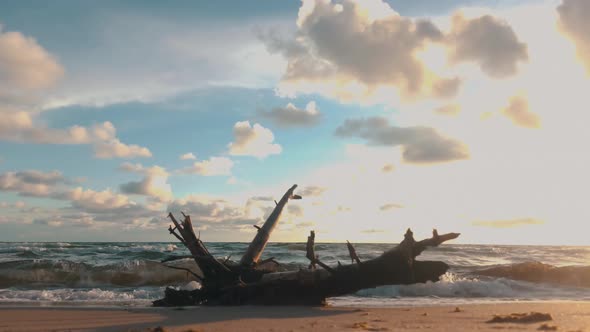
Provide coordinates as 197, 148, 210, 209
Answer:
335, 117, 469, 164
472, 218, 544, 228
299, 186, 326, 197
380, 203, 404, 211
360, 228, 386, 234
65, 187, 133, 212
0, 26, 63, 91
447, 13, 528, 78
0, 25, 150, 160
0, 170, 70, 197
260, 101, 320, 127
263, 0, 460, 102
29, 206, 156, 229
119, 163, 172, 202
557, 0, 590, 74
93, 138, 152, 159
0, 113, 152, 159
287, 204, 304, 218
168, 195, 256, 226
248, 196, 274, 202
180, 156, 234, 176
264, 0, 531, 106
434, 104, 461, 116
381, 164, 395, 173
179, 152, 196, 160
0, 168, 137, 213
9, 170, 67, 185
228, 121, 282, 158
500, 95, 540, 128
118, 162, 144, 173
0, 201, 26, 209
33, 218, 64, 227
0, 112, 33, 135
40, 13, 288, 110
0, 168, 161, 229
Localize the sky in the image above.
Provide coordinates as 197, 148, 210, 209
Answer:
0, 0, 589, 245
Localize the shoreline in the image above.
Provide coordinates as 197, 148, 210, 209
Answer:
0, 302, 588, 331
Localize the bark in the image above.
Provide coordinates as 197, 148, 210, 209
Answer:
239, 184, 300, 267
153, 185, 460, 306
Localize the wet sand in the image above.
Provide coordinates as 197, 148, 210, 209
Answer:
0, 302, 588, 332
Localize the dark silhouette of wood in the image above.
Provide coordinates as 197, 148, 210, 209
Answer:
153, 184, 460, 306
347, 241, 361, 264
240, 184, 300, 267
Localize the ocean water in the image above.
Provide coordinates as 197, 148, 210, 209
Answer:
0, 242, 589, 307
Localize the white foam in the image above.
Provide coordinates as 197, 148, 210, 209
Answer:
180, 281, 201, 291
0, 287, 162, 305
164, 244, 177, 252
353, 273, 590, 300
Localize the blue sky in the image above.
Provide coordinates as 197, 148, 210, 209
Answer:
1, 0, 589, 245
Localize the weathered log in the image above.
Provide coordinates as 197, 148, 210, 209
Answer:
305, 230, 335, 273
154, 184, 460, 306
214, 229, 459, 305
239, 184, 300, 267
166, 212, 237, 288
347, 241, 361, 264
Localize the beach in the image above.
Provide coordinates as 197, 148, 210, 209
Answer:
0, 302, 588, 332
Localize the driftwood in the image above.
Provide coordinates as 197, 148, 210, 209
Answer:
154, 184, 460, 306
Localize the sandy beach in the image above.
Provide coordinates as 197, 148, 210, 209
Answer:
0, 302, 588, 332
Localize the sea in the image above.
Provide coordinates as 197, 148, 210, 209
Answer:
0, 242, 589, 307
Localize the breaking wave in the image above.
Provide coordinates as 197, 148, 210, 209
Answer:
353, 272, 590, 300
475, 261, 590, 288
1, 242, 589, 306
0, 287, 162, 305
0, 259, 200, 288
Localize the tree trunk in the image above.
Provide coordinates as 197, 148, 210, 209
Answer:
239, 184, 300, 267
154, 185, 460, 306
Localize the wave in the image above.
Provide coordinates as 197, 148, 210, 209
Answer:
0, 259, 200, 288
0, 287, 162, 305
352, 273, 590, 300
475, 261, 590, 288
15, 250, 42, 259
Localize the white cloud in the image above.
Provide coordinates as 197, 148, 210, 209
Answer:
380, 203, 404, 211
557, 0, 590, 74
93, 138, 152, 159
228, 121, 282, 158
263, 0, 529, 108
0, 170, 69, 197
447, 13, 528, 78
181, 156, 234, 176
260, 101, 320, 127
0, 112, 33, 135
0, 25, 151, 160
179, 152, 197, 160
0, 201, 25, 209
472, 218, 544, 228
166, 195, 271, 234
39, 15, 288, 109
264, 0, 460, 103
335, 117, 469, 164
118, 162, 145, 173
0, 26, 63, 91
0, 113, 150, 161
299, 186, 326, 197
434, 104, 461, 116
119, 163, 172, 202
66, 187, 133, 212
0, 168, 159, 230
500, 95, 540, 128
